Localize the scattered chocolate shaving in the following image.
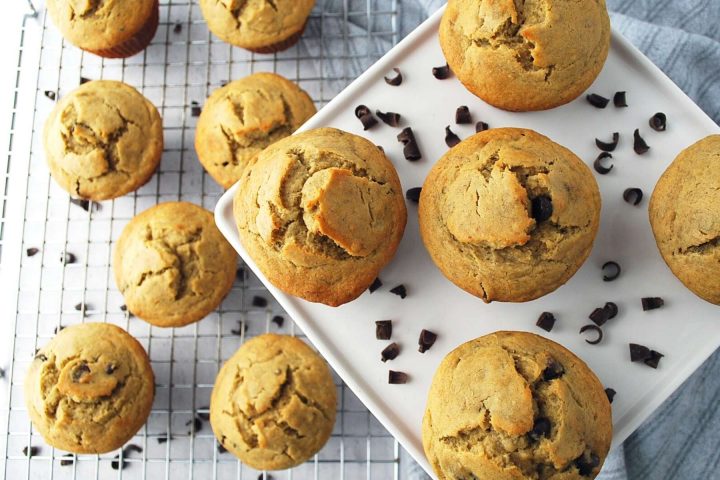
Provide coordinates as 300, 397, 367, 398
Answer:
633, 129, 650, 154
220, 80, 229, 87
630, 343, 652, 362
595, 132, 619, 152
444, 126, 461, 148
475, 121, 489, 133
60, 453, 74, 466
641, 297, 664, 311
44, 90, 57, 101
230, 322, 248, 336
376, 110, 401, 127
105, 363, 116, 374
26, 247, 39, 257
536, 312, 556, 332
593, 152, 614, 175
0, 368, 5, 379
72, 363, 90, 382
22, 446, 39, 457
384, 68, 402, 86
586, 93, 609, 108
605, 388, 616, 403
543, 359, 564, 380
271, 315, 284, 328
418, 329, 437, 353
252, 296, 268, 308
613, 91, 628, 107
54, 325, 65, 334
197, 408, 210, 421
603, 302, 618, 320
34, 352, 47, 362
529, 417, 551, 440
644, 350, 664, 369
575, 452, 600, 476
397, 127, 421, 161
80, 76, 91, 85
257, 474, 275, 480
157, 435, 169, 444
432, 64, 450, 79
381, 343, 400, 362
218, 443, 227, 454
405, 187, 422, 203
649, 112, 667, 132
623, 188, 643, 206
191, 101, 201, 117
588, 308, 608, 326
531, 196, 553, 223
110, 455, 127, 470
579, 324, 603, 345
123, 444, 143, 455
455, 106, 471, 124
388, 370, 408, 384
375, 320, 392, 340
60, 251, 76, 265
70, 197, 92, 211
120, 304, 127, 312
74, 302, 87, 312
389, 284, 407, 299
368, 277, 382, 293
186, 416, 203, 434
355, 105, 378, 130
173, 23, 182, 34
602, 261, 621, 281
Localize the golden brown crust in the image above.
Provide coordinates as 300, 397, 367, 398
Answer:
419, 128, 601, 303
649, 135, 720, 305
439, 0, 611, 112
233, 127, 407, 307
195, 73, 316, 189
422, 331, 612, 480
113, 202, 237, 327
24, 323, 155, 454
210, 334, 336, 470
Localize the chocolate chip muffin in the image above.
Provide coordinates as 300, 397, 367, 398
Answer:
195, 73, 316, 189
43, 80, 163, 201
210, 334, 336, 470
422, 331, 612, 480
419, 128, 601, 302
439, 0, 611, 111
649, 135, 720, 305
113, 202, 237, 327
233, 127, 407, 306
199, 0, 315, 53
24, 323, 154, 454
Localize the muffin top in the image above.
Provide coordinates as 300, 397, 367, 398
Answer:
210, 334, 337, 470
47, 0, 156, 52
24, 323, 155, 454
439, 0, 610, 111
195, 73, 316, 189
43, 80, 163, 201
649, 135, 720, 305
199, 0, 315, 50
419, 128, 600, 302
422, 331, 612, 480
233, 127, 407, 306
113, 202, 237, 327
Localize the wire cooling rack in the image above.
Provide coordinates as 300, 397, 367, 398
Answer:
0, 0, 405, 478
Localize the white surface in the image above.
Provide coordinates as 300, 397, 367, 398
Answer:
215, 6, 720, 477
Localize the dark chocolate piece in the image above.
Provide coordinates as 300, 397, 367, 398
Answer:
22, 446, 39, 457
418, 329, 438, 353
575, 452, 600, 476
397, 127, 422, 161
74, 302, 86, 312
44, 90, 57, 101
381, 343, 400, 362
405, 187, 422, 203
586, 94, 609, 108
641, 297, 664, 311
593, 152, 614, 175
388, 370, 408, 384
444, 126, 461, 148
355, 105, 378, 130
432, 64, 450, 79
588, 308, 608, 326
236, 267, 248, 281
531, 196, 553, 223
376, 110, 401, 127
605, 388, 616, 403
579, 324, 603, 345
173, 23, 182, 34
603, 302, 618, 320
70, 197, 91, 211
595, 132, 619, 152
529, 417, 551, 440
157, 435, 169, 444
251, 295, 268, 308
257, 474, 275, 480
230, 322, 248, 336
60, 251, 76, 265
644, 350, 664, 369
543, 359, 564, 381
54, 325, 65, 334
369, 277, 382, 293
26, 247, 39, 257
602, 261, 621, 281
72, 362, 90, 382
649, 112, 667, 132
271, 315, 284, 328
536, 312, 556, 332
475, 121, 489, 133
375, 320, 392, 340
633, 129, 650, 154
389, 284, 407, 299
123, 444, 143, 455
186, 416, 203, 434
629, 343, 651, 362
110, 455, 127, 470
105, 363, 116, 374
384, 68, 403, 86
613, 91, 628, 107
623, 188, 643, 206
80, 76, 91, 85
218, 443, 227, 454
191, 101, 201, 117
197, 408, 210, 421
60, 454, 74, 466
455, 106, 471, 124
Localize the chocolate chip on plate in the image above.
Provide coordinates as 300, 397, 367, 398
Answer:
595, 132, 619, 152
405, 187, 422, 203
579, 324, 603, 345
375, 320, 392, 340
381, 343, 400, 362
529, 417, 551, 440
536, 312, 556, 332
588, 308, 608, 326
623, 188, 643, 206
641, 297, 664, 311
644, 350, 664, 369
26, 247, 39, 257
531, 196, 553, 223
418, 329, 437, 353
432, 63, 450, 79
251, 295, 268, 308
603, 302, 618, 320
475, 121, 490, 133
384, 68, 403, 86
389, 284, 407, 299
613, 91, 628, 107
271, 315, 284, 328
593, 152, 614, 175
633, 129, 650, 154
444, 126, 461, 148
455, 106, 471, 124
397, 127, 422, 161
44, 90, 57, 101
388, 370, 408, 384
602, 261, 621, 281
355, 105, 378, 130
629, 343, 651, 362
604, 388, 616, 403
368, 277, 382, 293
586, 93, 609, 108
649, 112, 667, 132
376, 110, 401, 127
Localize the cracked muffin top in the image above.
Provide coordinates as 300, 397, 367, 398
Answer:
233, 127, 407, 307
43, 80, 163, 201
422, 331, 612, 480
439, 0, 611, 111
419, 128, 601, 303
195, 73, 316, 189
649, 135, 720, 305
210, 333, 336, 470
24, 323, 154, 454
200, 0, 315, 52
113, 202, 237, 327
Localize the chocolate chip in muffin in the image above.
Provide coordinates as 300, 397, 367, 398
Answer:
605, 388, 616, 403
432, 64, 450, 79
355, 105, 379, 130
105, 363, 117, 374
633, 129, 650, 154
596, 132, 619, 152
26, 247, 39, 257
72, 362, 91, 382
389, 284, 407, 299
44, 90, 57, 101
445, 126, 461, 148
251, 295, 268, 308
629, 343, 652, 362
376, 110, 401, 127
381, 343, 400, 362
641, 297, 664, 311
613, 91, 628, 107
271, 315, 284, 328
173, 23, 182, 34
536, 312, 556, 332
22, 446, 40, 457
604, 302, 619, 320
388, 370, 409, 384
405, 187, 422, 203
602, 261, 621, 281
593, 152, 614, 174
649, 112, 667, 132
384, 68, 403, 86
531, 195, 553, 223
80, 76, 91, 85
397, 127, 422, 161
529, 417, 551, 440
376, 320, 392, 340
575, 451, 601, 476
369, 277, 383, 293
579, 324, 603, 345
60, 251, 76, 265
589, 307, 609, 326
542, 359, 565, 381
455, 106, 472, 124
418, 329, 437, 353
587, 93, 609, 109
623, 188, 643, 206
475, 121, 489, 133
60, 453, 75, 466
644, 350, 664, 369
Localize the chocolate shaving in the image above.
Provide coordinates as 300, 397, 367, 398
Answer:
381, 343, 400, 362
389, 284, 407, 299
579, 324, 603, 345
70, 197, 92, 211
60, 251, 76, 265
173, 23, 182, 34
22, 446, 39, 457
123, 444, 143, 455
375, 320, 392, 340
80, 76, 91, 85
444, 126, 461, 148
602, 261, 621, 281
588, 308, 608, 326
649, 112, 667, 132
644, 350, 664, 369
397, 127, 421, 161
44, 90, 57, 101
418, 329, 437, 353
641, 297, 664, 311
633, 129, 650, 154
605, 388, 616, 403
595, 132, 619, 152
74, 302, 87, 312
368, 277, 382, 293
376, 110, 401, 127
110, 455, 127, 470
455, 106, 471, 124
218, 443, 227, 454
623, 188, 643, 206
586, 93, 609, 108
236, 267, 248, 281
197, 408, 210, 421
230, 321, 248, 336
536, 312, 556, 332
191, 101, 201, 117
630, 343, 652, 362
475, 121, 489, 133
593, 152, 614, 175
157, 435, 169, 444
384, 68, 402, 86
251, 295, 268, 308
531, 196, 553, 223
220, 80, 229, 87
60, 453, 75, 466
432, 64, 450, 79
613, 91, 628, 107
271, 315, 284, 328
355, 105, 378, 130
186, 416, 203, 434
603, 302, 618, 320
529, 417, 551, 440
405, 187, 422, 203
26, 247, 39, 257
388, 370, 408, 384
54, 325, 65, 334
34, 352, 47, 362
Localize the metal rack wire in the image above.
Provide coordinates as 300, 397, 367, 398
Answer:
0, 0, 402, 478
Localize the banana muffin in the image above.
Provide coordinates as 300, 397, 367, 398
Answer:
233, 127, 407, 306
200, 0, 316, 53
24, 323, 155, 454
439, 0, 611, 111
195, 73, 316, 189
210, 334, 337, 470
422, 331, 612, 480
47, 0, 159, 58
113, 202, 237, 327
43, 80, 163, 201
649, 135, 720, 305
419, 128, 601, 303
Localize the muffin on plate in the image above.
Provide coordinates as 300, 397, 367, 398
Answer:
422, 331, 612, 480
419, 128, 600, 303
210, 334, 337, 470
113, 202, 237, 327
195, 73, 316, 189
233, 127, 407, 306
46, 0, 159, 58
439, 0, 611, 111
24, 323, 154, 454
200, 0, 316, 53
649, 135, 720, 305
43, 80, 163, 201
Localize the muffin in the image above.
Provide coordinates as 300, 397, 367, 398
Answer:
24, 323, 154, 454
113, 202, 237, 327
210, 334, 336, 470
422, 331, 612, 480
43, 80, 163, 201
439, 0, 611, 111
200, 0, 316, 53
233, 127, 407, 306
46, 0, 158, 58
195, 73, 316, 189
649, 135, 720, 305
419, 128, 600, 303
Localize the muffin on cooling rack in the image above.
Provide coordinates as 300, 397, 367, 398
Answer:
233, 127, 407, 307
43, 80, 163, 201
423, 331, 612, 480
113, 202, 237, 328
199, 0, 316, 53
46, 0, 159, 58
195, 72, 316, 189
419, 128, 601, 302
24, 323, 155, 454
210, 334, 337, 470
